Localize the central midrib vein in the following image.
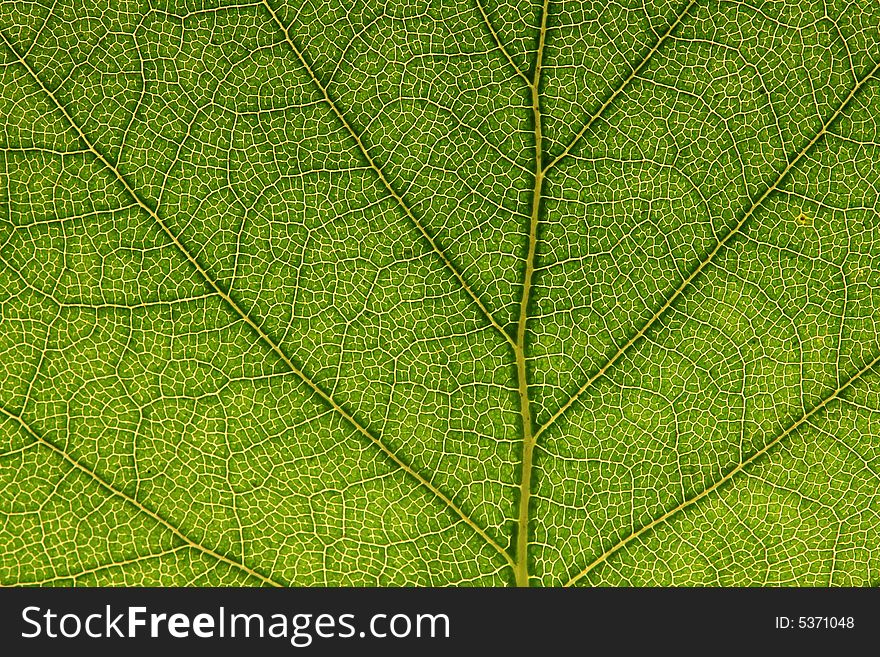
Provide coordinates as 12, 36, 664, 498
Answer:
514, 0, 550, 588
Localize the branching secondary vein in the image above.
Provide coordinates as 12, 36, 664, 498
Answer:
512, 0, 702, 586
564, 351, 880, 586
0, 404, 283, 587
260, 0, 517, 351
543, 0, 698, 174
1, 0, 877, 588
0, 29, 513, 572
535, 60, 880, 446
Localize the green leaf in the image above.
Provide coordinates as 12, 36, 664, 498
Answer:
1, 0, 878, 586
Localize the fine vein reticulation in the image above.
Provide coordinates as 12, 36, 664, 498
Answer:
1, 0, 879, 586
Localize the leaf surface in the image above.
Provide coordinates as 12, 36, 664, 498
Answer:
1, 0, 878, 586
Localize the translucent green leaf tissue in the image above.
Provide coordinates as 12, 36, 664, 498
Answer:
1, 0, 878, 586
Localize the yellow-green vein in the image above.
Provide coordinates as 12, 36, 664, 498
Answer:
564, 351, 880, 586
535, 60, 880, 445
0, 29, 514, 572
261, 0, 517, 351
